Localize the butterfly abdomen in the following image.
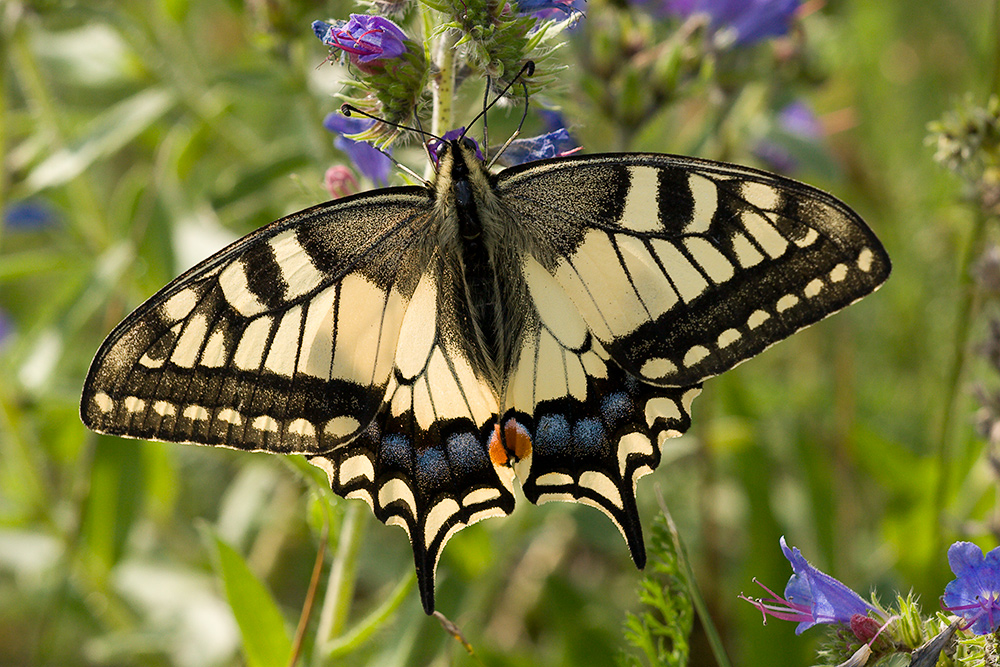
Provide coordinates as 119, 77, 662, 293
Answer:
434, 140, 527, 386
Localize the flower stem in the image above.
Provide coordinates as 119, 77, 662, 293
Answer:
320, 570, 416, 659
657, 490, 733, 667
932, 206, 988, 557
8, 22, 107, 250
316, 502, 366, 642
432, 28, 457, 139
992, 0, 1000, 97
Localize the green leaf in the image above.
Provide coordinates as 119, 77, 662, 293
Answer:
619, 514, 694, 667
0, 250, 64, 282
24, 87, 176, 194
202, 526, 293, 667
82, 436, 147, 575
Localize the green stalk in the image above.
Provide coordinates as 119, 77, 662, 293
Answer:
992, 0, 1000, 98
931, 208, 987, 558
316, 503, 366, 642
658, 495, 733, 667
931, 0, 1000, 559
0, 6, 10, 251
9, 24, 107, 250
320, 571, 416, 659
432, 28, 458, 139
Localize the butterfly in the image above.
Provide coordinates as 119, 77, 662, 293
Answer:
81, 120, 890, 614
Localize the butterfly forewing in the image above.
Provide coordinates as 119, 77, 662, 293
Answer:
497, 153, 891, 388
82, 189, 433, 453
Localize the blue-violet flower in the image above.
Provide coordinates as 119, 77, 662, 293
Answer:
515, 0, 582, 17
776, 101, 822, 139
500, 128, 579, 165
312, 15, 408, 64
941, 541, 1000, 635
741, 537, 873, 635
662, 0, 800, 47
3, 199, 58, 230
322, 113, 392, 186
0, 308, 12, 350
752, 101, 821, 172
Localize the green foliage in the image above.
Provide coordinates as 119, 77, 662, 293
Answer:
203, 526, 294, 667
2, 0, 999, 665
619, 515, 694, 667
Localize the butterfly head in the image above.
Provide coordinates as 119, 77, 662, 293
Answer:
431, 136, 492, 205
429, 133, 484, 168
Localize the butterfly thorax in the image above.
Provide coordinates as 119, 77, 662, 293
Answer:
432, 140, 526, 389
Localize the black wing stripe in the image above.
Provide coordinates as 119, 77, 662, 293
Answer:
311, 327, 511, 614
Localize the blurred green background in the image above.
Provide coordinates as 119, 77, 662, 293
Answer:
1, 0, 997, 665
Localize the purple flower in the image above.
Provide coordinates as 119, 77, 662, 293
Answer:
741, 537, 873, 635
3, 199, 58, 230
0, 309, 12, 350
312, 15, 408, 64
777, 101, 822, 139
516, 0, 584, 20
752, 101, 822, 172
322, 113, 392, 186
516, 0, 575, 13
428, 129, 484, 164
500, 128, 579, 165
941, 541, 1000, 635
662, 0, 800, 47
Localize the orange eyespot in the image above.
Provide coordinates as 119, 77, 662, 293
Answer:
505, 419, 532, 460
487, 419, 533, 467
488, 425, 508, 467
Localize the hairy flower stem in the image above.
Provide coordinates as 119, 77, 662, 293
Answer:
986, 630, 1000, 667
432, 28, 457, 140
657, 491, 733, 667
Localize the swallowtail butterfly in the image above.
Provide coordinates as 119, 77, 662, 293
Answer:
81, 111, 889, 613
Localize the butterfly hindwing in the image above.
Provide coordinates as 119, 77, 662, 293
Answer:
498, 153, 891, 388
81, 188, 432, 453
503, 300, 700, 567
310, 262, 516, 613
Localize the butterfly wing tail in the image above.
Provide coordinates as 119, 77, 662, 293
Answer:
506, 318, 701, 569
309, 416, 516, 614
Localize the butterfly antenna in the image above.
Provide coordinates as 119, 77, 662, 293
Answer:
414, 113, 436, 171
341, 104, 442, 143
486, 71, 532, 170
340, 104, 437, 184
463, 60, 536, 146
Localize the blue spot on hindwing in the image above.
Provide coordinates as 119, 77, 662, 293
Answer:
535, 413, 571, 455
573, 417, 607, 456
446, 431, 485, 476
416, 447, 450, 490
600, 391, 633, 428
381, 434, 411, 471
